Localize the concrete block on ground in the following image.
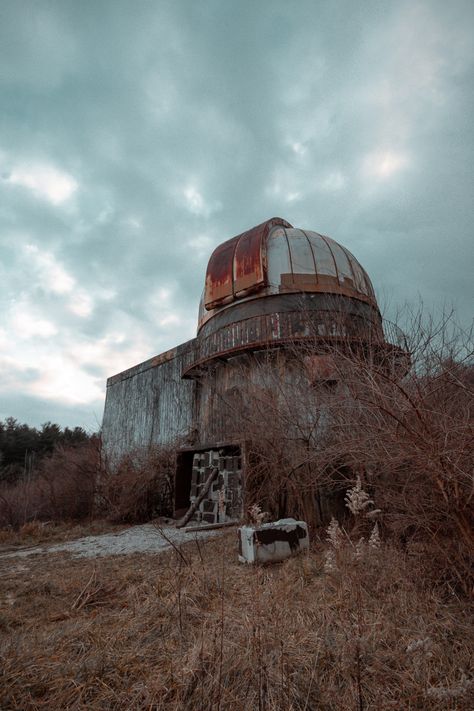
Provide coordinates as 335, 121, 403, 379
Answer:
238, 518, 309, 564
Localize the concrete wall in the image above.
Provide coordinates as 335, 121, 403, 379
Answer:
102, 340, 197, 466
101, 336, 337, 526
196, 350, 327, 445
102, 338, 337, 476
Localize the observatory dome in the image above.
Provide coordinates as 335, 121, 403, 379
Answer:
183, 218, 393, 378
198, 217, 377, 331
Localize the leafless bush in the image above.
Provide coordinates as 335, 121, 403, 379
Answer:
98, 445, 176, 523
0, 440, 100, 529
219, 306, 473, 593
0, 435, 179, 529
317, 310, 474, 594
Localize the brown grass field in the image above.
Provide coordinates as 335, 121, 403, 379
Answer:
1, 530, 472, 710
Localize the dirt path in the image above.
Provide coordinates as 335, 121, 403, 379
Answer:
0, 523, 224, 560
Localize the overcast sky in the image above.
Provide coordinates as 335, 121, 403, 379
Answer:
1, 0, 473, 431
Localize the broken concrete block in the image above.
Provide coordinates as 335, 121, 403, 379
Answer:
238, 518, 309, 564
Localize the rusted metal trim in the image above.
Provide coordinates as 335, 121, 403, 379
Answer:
183, 336, 408, 379
107, 339, 196, 386
204, 218, 292, 311
178, 440, 242, 452
199, 278, 379, 333
182, 308, 406, 379
199, 292, 380, 338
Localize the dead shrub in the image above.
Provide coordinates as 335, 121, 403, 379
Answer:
98, 445, 175, 523
222, 307, 474, 594
0, 440, 99, 529
319, 332, 474, 594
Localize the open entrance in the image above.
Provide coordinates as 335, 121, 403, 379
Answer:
174, 450, 194, 518
174, 444, 243, 524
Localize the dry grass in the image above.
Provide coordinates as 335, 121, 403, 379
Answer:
1, 533, 472, 710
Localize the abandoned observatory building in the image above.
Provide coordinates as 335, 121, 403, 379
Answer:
102, 217, 404, 525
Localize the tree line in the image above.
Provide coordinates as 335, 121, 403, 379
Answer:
0, 417, 96, 484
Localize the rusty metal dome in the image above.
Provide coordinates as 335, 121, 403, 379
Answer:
199, 218, 377, 331
181, 219, 408, 379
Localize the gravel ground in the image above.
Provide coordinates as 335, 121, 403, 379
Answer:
0, 523, 225, 560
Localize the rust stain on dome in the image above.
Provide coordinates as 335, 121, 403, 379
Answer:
204, 217, 292, 310
202, 218, 378, 333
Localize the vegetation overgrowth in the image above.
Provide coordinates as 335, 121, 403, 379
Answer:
221, 308, 474, 596
0, 418, 93, 485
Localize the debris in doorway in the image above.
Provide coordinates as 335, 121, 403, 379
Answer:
188, 449, 243, 525
176, 467, 218, 528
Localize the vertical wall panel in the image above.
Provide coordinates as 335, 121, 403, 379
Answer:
102, 340, 197, 466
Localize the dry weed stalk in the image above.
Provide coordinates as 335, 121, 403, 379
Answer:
248, 504, 268, 526
71, 567, 114, 612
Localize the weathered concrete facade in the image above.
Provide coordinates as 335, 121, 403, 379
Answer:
102, 342, 196, 467
102, 218, 405, 523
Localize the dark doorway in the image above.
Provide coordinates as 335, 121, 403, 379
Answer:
174, 451, 194, 518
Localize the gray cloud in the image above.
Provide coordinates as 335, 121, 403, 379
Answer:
0, 0, 473, 429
